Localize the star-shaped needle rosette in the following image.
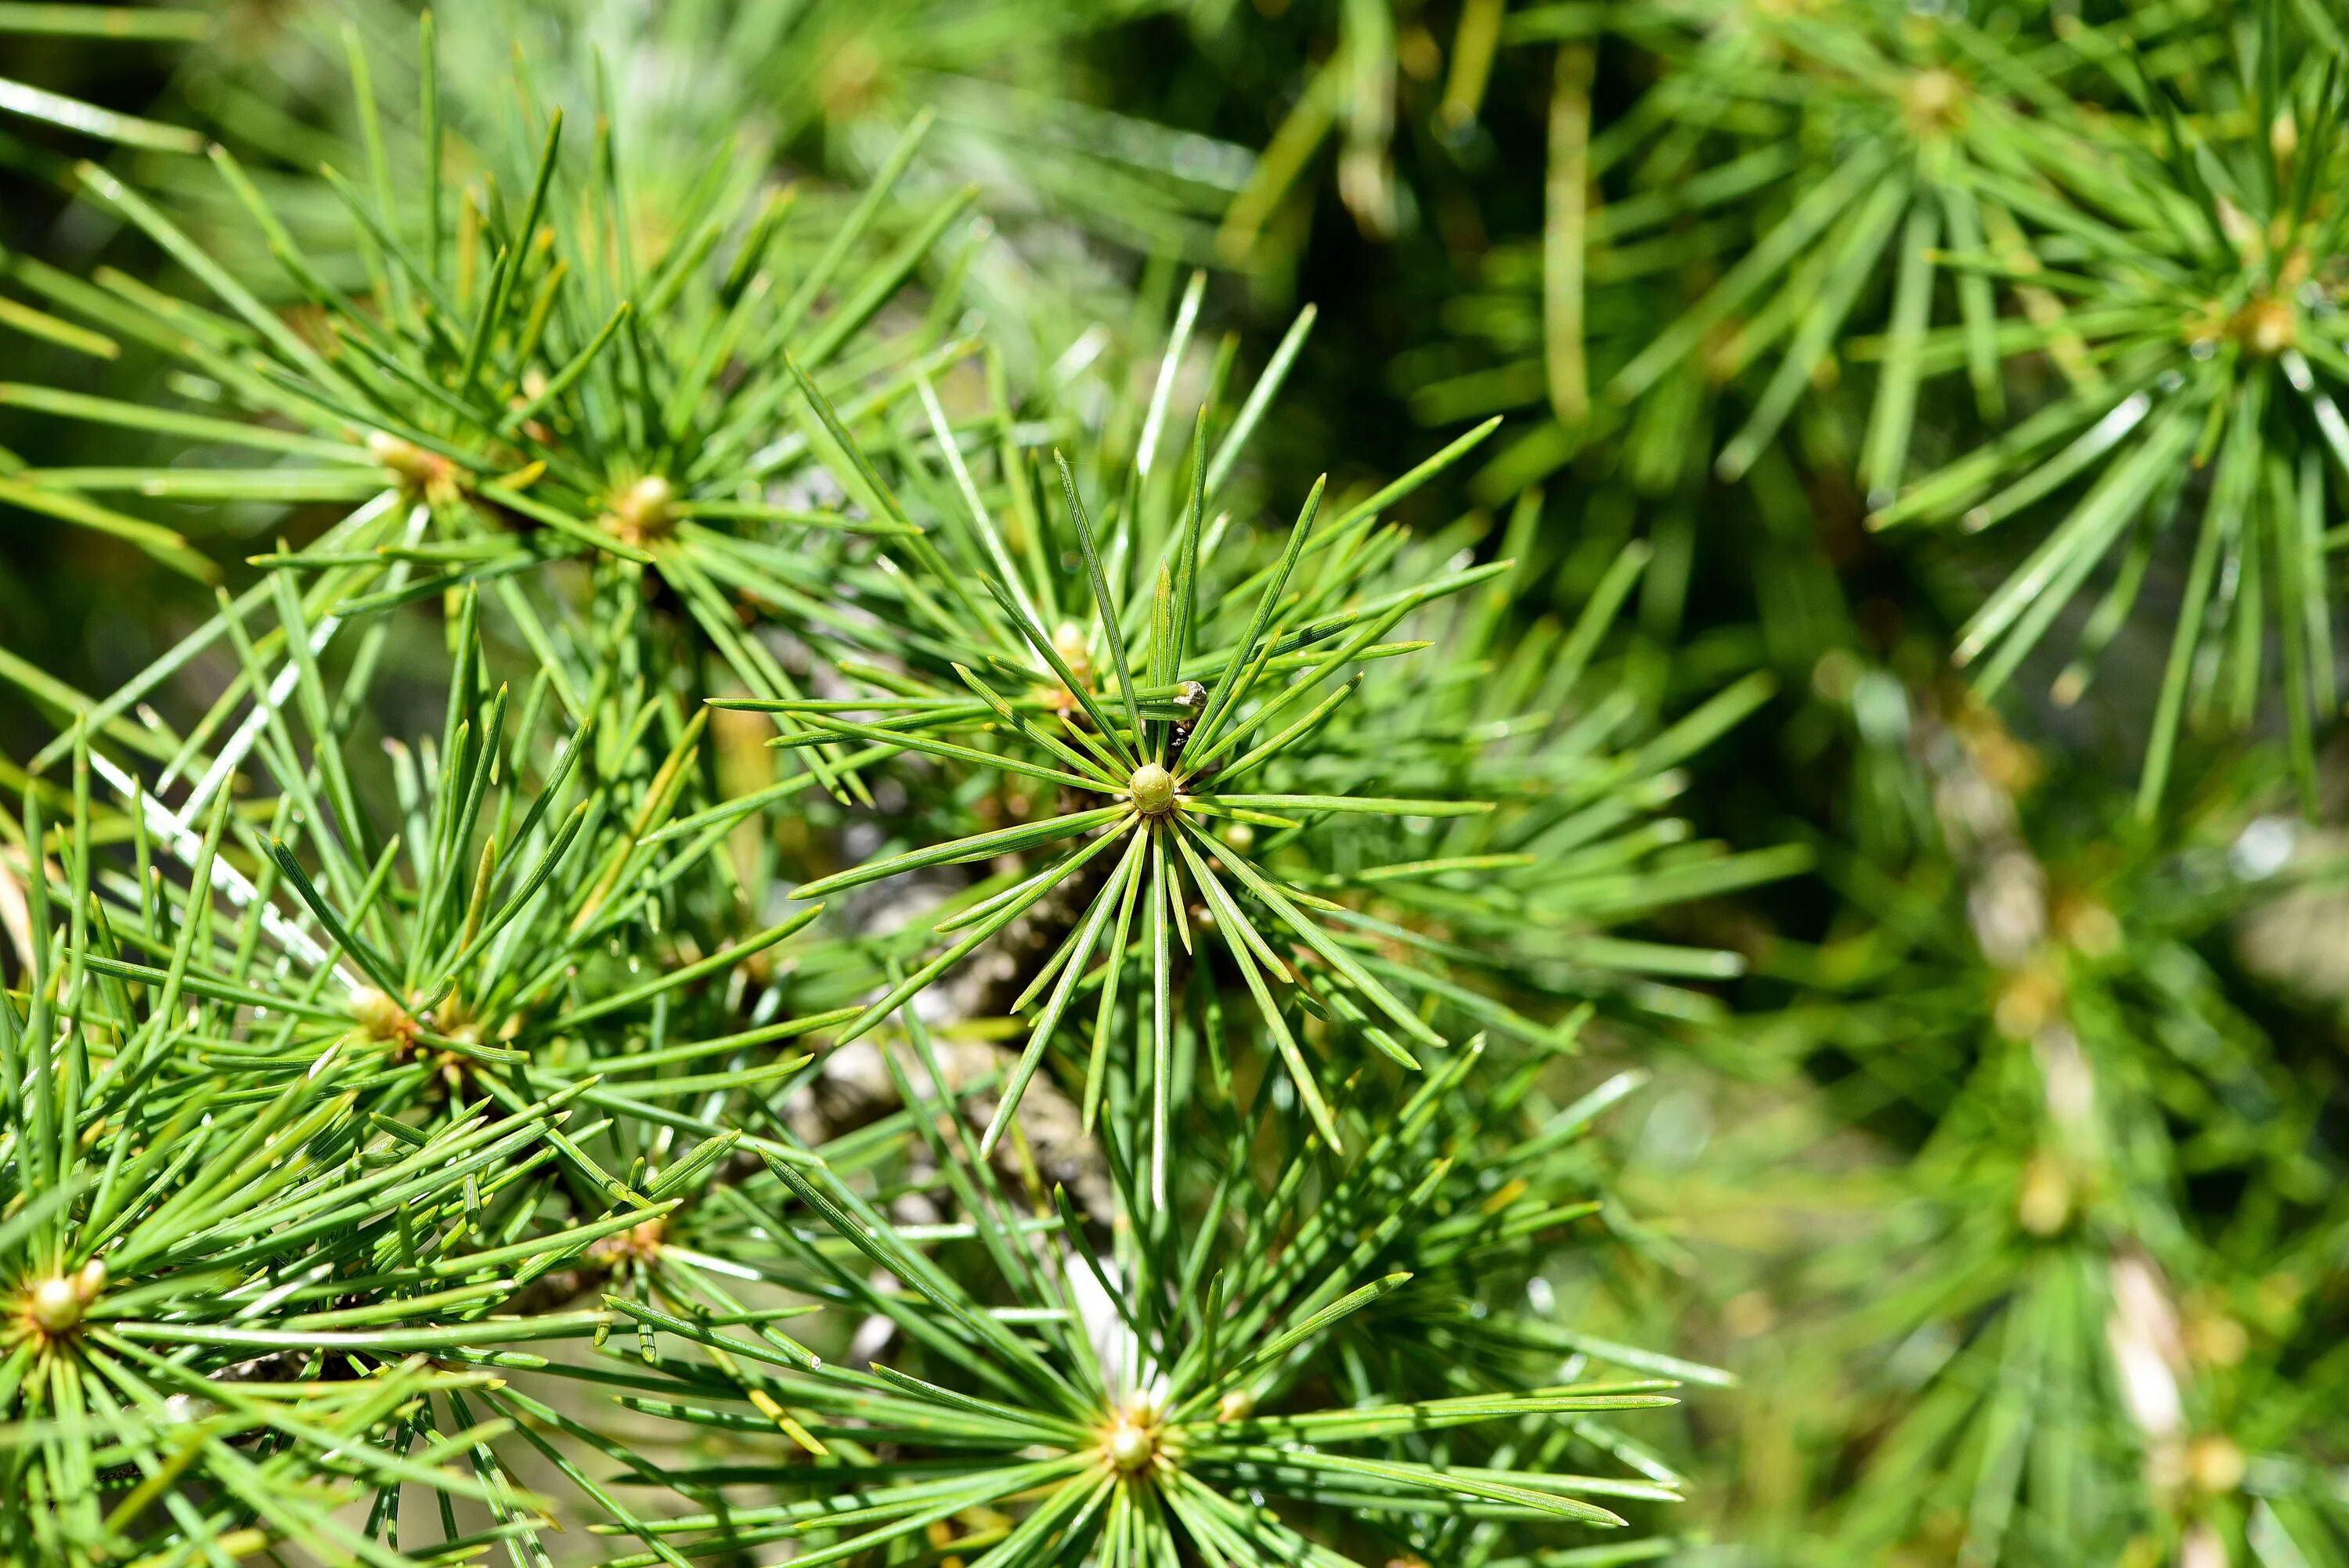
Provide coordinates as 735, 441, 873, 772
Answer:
1867, 37, 2349, 813
0, 18, 970, 763
761, 452, 1496, 1199
583, 1036, 1686, 1568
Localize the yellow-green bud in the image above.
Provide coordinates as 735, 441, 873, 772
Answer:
28, 1277, 81, 1334
1107, 1417, 1156, 1472
1129, 763, 1176, 816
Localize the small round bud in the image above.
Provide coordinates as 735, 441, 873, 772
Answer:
1107, 1417, 1156, 1472
28, 1277, 81, 1335
2188, 1434, 2245, 1495
1217, 1389, 1254, 1422
626, 474, 672, 518
368, 431, 428, 478
2015, 1152, 2071, 1238
2187, 1310, 2248, 1368
1903, 68, 1965, 134
368, 432, 454, 499
352, 987, 410, 1042
1052, 622, 1093, 679
608, 475, 676, 542
2239, 295, 2297, 356
1129, 763, 1177, 816
74, 1259, 106, 1304
2272, 110, 2300, 161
